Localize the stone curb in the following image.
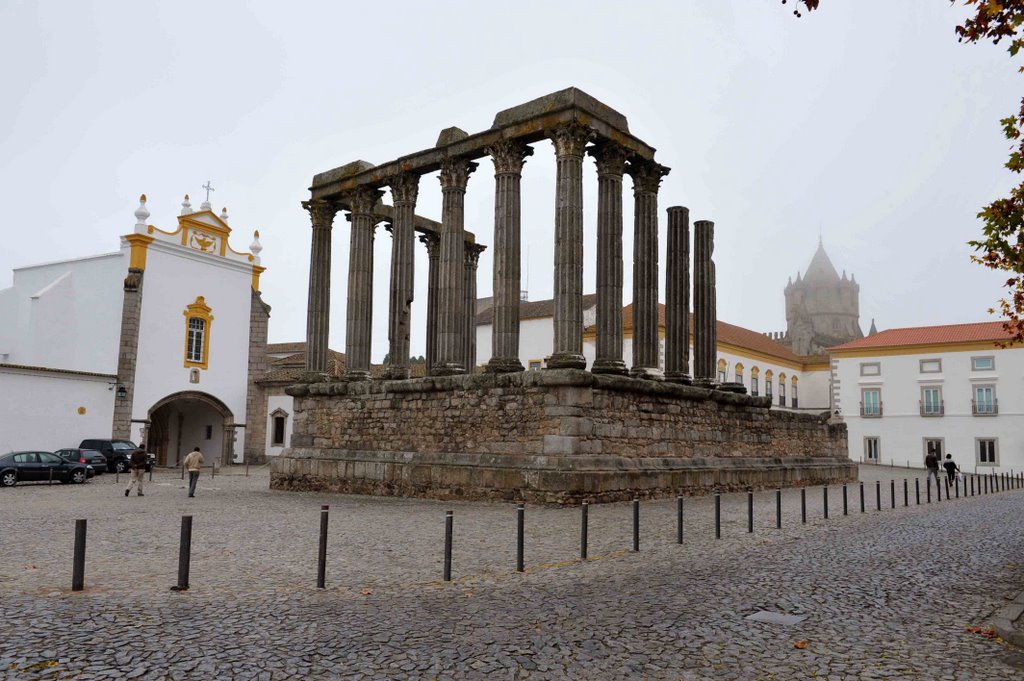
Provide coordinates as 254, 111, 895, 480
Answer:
993, 590, 1024, 647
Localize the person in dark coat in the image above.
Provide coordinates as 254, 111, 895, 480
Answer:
943, 454, 961, 485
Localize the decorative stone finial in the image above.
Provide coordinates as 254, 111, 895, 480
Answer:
220, 207, 229, 222
250, 230, 263, 264
180, 194, 192, 216
134, 194, 150, 230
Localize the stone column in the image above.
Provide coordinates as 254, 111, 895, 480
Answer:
419, 233, 440, 375
112, 268, 144, 439
303, 199, 338, 374
547, 122, 593, 370
693, 220, 717, 388
463, 243, 485, 373
627, 160, 669, 380
243, 289, 272, 464
385, 173, 420, 379
665, 206, 691, 384
435, 157, 477, 375
485, 139, 533, 373
589, 142, 629, 375
343, 187, 384, 381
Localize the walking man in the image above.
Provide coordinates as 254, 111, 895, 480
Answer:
925, 449, 940, 488
184, 446, 204, 498
124, 448, 147, 497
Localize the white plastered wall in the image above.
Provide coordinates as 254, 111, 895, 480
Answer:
0, 369, 115, 452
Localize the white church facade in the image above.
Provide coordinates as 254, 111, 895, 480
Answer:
0, 193, 274, 465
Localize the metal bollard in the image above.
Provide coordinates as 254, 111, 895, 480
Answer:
116, 469, 119, 484
891, 480, 895, 509
632, 497, 640, 552
937, 478, 943, 502
970, 475, 974, 497
842, 484, 848, 516
955, 476, 960, 499
516, 504, 525, 572
676, 496, 684, 545
916, 478, 920, 505
748, 488, 754, 533
148, 465, 153, 483
177, 515, 192, 591
443, 511, 453, 582
801, 488, 806, 524
927, 478, 932, 503
823, 486, 829, 520
859, 482, 865, 513
210, 463, 215, 480
72, 519, 87, 592
181, 465, 184, 481
876, 480, 881, 511
715, 493, 721, 539
317, 505, 329, 588
903, 479, 908, 507
945, 478, 950, 500
581, 502, 589, 560
776, 489, 782, 528
245, 459, 249, 477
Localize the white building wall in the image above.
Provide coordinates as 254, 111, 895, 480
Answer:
131, 242, 254, 461
835, 347, 1024, 472
476, 317, 557, 370
0, 253, 125, 373
0, 368, 115, 452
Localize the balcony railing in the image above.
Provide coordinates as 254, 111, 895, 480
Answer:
919, 400, 945, 417
860, 401, 883, 418
972, 399, 999, 416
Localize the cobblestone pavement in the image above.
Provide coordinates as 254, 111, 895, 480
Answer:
2, 464, 1024, 679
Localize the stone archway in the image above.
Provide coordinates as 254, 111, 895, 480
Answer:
148, 391, 235, 467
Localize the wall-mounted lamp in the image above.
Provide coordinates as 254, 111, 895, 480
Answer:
116, 385, 128, 400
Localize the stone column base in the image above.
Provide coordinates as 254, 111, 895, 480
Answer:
383, 366, 411, 380
629, 366, 665, 381
591, 359, 628, 375
484, 357, 525, 374
665, 373, 692, 385
546, 353, 586, 370
432, 363, 466, 376
344, 371, 372, 382
692, 378, 719, 390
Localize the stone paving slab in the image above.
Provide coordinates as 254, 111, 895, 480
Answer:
1, 464, 1023, 679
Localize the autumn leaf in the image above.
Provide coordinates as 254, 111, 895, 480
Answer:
794, 640, 809, 649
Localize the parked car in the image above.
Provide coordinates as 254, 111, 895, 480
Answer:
0, 451, 94, 486
78, 439, 139, 473
55, 448, 107, 474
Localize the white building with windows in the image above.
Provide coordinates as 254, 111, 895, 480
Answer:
0, 193, 278, 465
830, 322, 1022, 472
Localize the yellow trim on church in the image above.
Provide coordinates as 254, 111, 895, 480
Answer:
123, 234, 154, 269
183, 296, 214, 370
252, 265, 266, 291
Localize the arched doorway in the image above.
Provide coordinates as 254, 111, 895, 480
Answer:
147, 391, 235, 467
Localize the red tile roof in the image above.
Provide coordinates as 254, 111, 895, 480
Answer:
476, 294, 598, 324
829, 321, 1012, 351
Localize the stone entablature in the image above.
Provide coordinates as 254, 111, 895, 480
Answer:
271, 370, 852, 503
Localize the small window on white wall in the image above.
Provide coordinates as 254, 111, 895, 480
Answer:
273, 416, 287, 446
972, 356, 995, 371
919, 359, 942, 373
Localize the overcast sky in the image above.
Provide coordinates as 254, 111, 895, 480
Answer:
1, 1, 1017, 361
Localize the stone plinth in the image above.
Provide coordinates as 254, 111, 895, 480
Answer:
271, 370, 854, 503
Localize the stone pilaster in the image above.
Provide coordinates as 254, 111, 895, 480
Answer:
112, 268, 144, 440
665, 206, 691, 384
343, 187, 384, 381
547, 121, 593, 370
303, 199, 338, 374
243, 289, 272, 463
419, 233, 440, 375
463, 243, 485, 372
693, 220, 717, 388
484, 139, 533, 373
627, 160, 669, 380
435, 157, 477, 375
385, 173, 420, 379
589, 141, 629, 376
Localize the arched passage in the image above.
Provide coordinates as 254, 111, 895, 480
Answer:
147, 391, 235, 467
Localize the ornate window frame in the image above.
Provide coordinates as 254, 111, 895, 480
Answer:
183, 296, 214, 370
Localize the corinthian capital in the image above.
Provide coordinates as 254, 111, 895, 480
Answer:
464, 242, 486, 267
387, 173, 420, 206
627, 160, 671, 195
588, 141, 630, 177
344, 186, 385, 216
486, 139, 534, 175
549, 121, 594, 159
418, 232, 439, 257
302, 199, 339, 230
439, 157, 478, 191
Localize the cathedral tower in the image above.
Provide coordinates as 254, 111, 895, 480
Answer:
784, 240, 863, 355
